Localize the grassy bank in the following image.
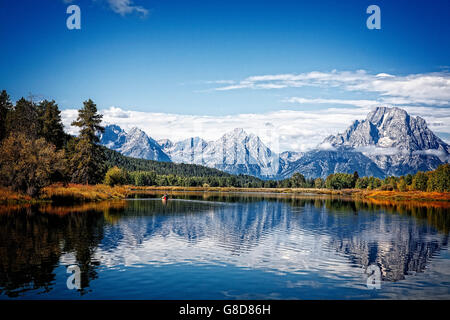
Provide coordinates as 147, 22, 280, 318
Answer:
133, 186, 450, 201
0, 187, 33, 203
41, 184, 132, 202
1, 184, 449, 203
355, 190, 450, 201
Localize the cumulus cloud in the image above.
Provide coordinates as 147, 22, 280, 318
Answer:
214, 70, 450, 107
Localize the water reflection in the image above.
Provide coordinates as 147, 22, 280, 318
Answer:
0, 194, 448, 299
0, 201, 125, 297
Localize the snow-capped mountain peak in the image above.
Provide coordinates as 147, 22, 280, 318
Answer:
160, 128, 278, 177
323, 106, 449, 175
162, 136, 209, 164
100, 125, 170, 162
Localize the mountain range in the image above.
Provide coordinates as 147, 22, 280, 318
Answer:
100, 107, 449, 179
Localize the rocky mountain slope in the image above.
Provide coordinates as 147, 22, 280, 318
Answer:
323, 107, 449, 176
100, 125, 171, 162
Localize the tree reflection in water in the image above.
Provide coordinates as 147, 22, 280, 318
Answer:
0, 201, 126, 297
0, 194, 448, 298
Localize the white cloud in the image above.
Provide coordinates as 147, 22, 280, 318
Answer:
354, 146, 403, 156
284, 97, 381, 108
284, 100, 450, 135
375, 73, 395, 78
106, 0, 148, 17
317, 142, 336, 151
214, 70, 450, 107
348, 72, 450, 106
412, 149, 449, 162
63, 0, 148, 17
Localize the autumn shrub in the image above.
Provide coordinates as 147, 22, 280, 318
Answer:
0, 133, 65, 196
104, 167, 129, 186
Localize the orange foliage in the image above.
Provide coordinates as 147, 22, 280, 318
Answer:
41, 183, 131, 201
38, 200, 127, 215
357, 190, 450, 202
0, 187, 32, 203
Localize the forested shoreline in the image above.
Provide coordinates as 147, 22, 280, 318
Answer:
0, 90, 448, 202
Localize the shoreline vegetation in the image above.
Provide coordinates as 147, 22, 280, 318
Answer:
1, 184, 449, 204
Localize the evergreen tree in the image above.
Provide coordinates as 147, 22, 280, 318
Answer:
70, 99, 106, 184
426, 164, 449, 192
6, 97, 39, 138
0, 90, 13, 141
411, 171, 428, 191
38, 100, 65, 149
405, 174, 413, 185
325, 173, 354, 189
352, 171, 359, 188
290, 172, 306, 188
355, 177, 369, 189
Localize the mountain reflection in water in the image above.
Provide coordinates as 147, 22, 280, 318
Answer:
0, 193, 449, 299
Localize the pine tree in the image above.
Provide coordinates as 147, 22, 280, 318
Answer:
291, 172, 306, 188
38, 100, 65, 149
411, 171, 428, 191
352, 171, 359, 188
0, 90, 13, 141
70, 99, 106, 184
6, 97, 39, 138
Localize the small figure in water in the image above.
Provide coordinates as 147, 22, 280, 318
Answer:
161, 194, 169, 201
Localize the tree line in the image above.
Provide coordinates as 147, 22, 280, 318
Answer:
0, 90, 106, 195
104, 165, 449, 192
1, 90, 448, 196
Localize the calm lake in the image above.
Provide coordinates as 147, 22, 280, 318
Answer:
0, 192, 449, 299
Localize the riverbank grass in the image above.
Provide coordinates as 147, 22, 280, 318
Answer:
41, 184, 131, 202
0, 187, 32, 203
1, 184, 449, 203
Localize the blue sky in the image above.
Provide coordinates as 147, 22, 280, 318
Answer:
1, 0, 449, 150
